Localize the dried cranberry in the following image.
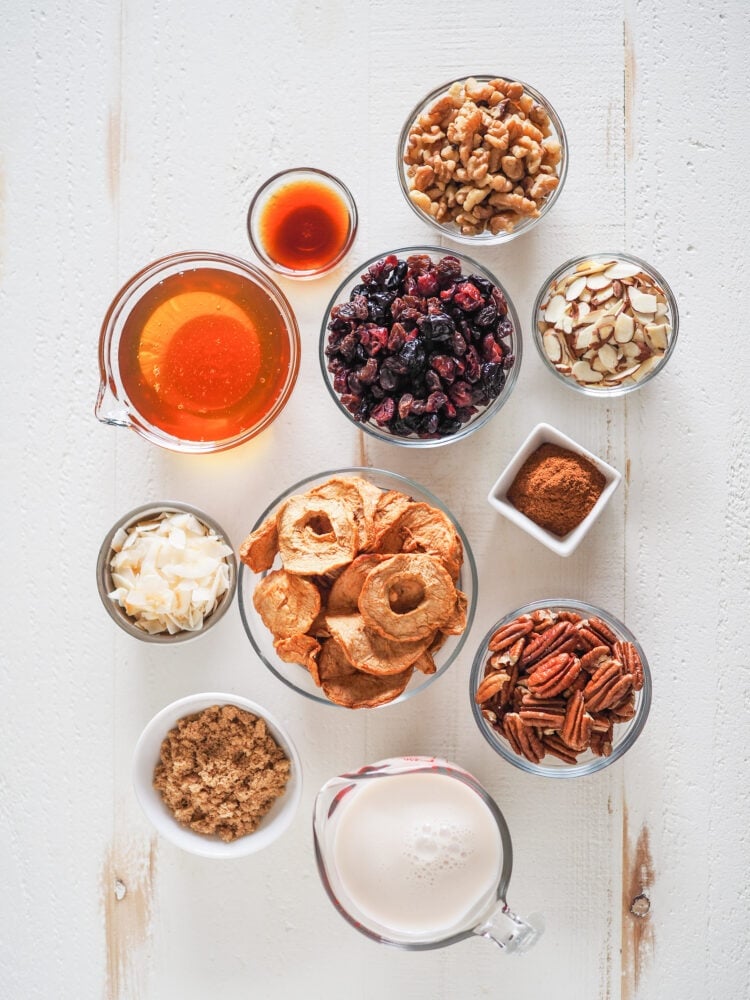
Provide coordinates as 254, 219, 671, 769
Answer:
425, 370, 442, 393
347, 372, 363, 394
359, 325, 389, 356
481, 334, 504, 364
448, 381, 473, 408
333, 370, 349, 393
426, 391, 448, 413
453, 281, 484, 312
464, 345, 481, 382
371, 397, 395, 425
417, 272, 439, 296
430, 355, 456, 383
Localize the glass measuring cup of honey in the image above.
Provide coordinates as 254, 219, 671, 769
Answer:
95, 251, 300, 453
313, 756, 543, 952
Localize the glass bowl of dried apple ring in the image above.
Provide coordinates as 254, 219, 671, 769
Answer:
237, 468, 477, 708
470, 599, 651, 777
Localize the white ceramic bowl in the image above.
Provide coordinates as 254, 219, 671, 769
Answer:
487, 422, 621, 557
132, 692, 302, 858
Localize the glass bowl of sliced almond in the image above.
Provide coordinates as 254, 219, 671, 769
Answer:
532, 253, 679, 396
470, 599, 651, 777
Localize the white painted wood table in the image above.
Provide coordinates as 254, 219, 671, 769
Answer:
2, 2, 748, 998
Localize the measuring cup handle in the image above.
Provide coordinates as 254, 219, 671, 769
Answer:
95, 380, 131, 428
474, 903, 544, 954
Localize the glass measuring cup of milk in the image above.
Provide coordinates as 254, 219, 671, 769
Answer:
313, 756, 542, 952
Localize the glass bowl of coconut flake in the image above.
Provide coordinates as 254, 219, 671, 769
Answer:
96, 502, 237, 643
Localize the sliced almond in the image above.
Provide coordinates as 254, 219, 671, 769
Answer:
614, 312, 635, 343
572, 360, 604, 383
586, 273, 612, 291
628, 288, 657, 313
644, 324, 669, 351
575, 324, 599, 351
560, 314, 573, 334
622, 341, 640, 359
633, 355, 661, 380
603, 261, 641, 279
598, 343, 618, 371
565, 275, 587, 300
544, 294, 567, 324
592, 285, 615, 305
543, 331, 562, 363
574, 259, 614, 276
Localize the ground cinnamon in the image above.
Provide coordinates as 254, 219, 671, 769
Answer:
507, 443, 605, 536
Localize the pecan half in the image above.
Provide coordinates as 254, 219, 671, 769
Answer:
527, 652, 581, 698
475, 670, 511, 705
503, 713, 544, 763
543, 734, 579, 764
613, 640, 645, 691
521, 621, 576, 668
488, 617, 533, 652
584, 659, 634, 712
560, 690, 593, 752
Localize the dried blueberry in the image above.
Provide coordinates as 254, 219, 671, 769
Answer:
481, 362, 506, 397
475, 302, 498, 328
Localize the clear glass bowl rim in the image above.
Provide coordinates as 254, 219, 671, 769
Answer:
531, 251, 680, 397
97, 250, 301, 452
246, 167, 359, 278
469, 598, 652, 777
318, 245, 523, 449
237, 466, 479, 707
396, 74, 569, 246
96, 501, 238, 643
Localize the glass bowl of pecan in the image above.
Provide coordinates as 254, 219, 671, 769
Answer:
532, 253, 679, 396
320, 248, 521, 446
398, 75, 568, 244
470, 600, 651, 777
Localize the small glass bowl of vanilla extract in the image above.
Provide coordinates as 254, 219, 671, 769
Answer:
248, 168, 358, 279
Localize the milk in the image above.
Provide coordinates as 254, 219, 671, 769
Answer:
332, 771, 503, 938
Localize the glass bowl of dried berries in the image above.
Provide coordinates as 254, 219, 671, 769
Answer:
532, 252, 679, 396
320, 248, 521, 445
470, 600, 651, 777
398, 76, 568, 244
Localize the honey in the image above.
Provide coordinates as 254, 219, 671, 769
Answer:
118, 266, 292, 443
258, 179, 351, 272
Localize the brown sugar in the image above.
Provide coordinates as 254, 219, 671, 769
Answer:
507, 443, 606, 537
153, 704, 290, 842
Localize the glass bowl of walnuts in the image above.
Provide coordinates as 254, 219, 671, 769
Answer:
397, 75, 568, 245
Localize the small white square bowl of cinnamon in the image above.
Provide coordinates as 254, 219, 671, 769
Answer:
487, 422, 621, 557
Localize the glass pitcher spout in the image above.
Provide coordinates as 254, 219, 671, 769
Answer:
95, 380, 131, 427
474, 903, 544, 953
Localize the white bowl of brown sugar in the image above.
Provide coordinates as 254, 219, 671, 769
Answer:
132, 692, 302, 858
487, 423, 621, 557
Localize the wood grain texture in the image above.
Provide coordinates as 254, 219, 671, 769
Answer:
1, 0, 748, 997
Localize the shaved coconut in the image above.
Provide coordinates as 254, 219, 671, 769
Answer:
109, 511, 231, 634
